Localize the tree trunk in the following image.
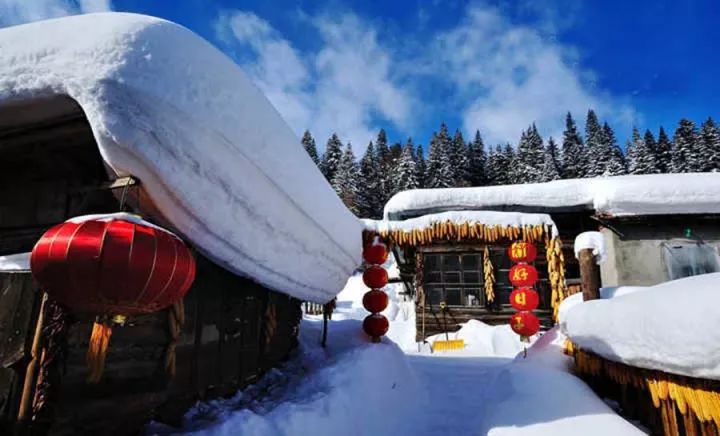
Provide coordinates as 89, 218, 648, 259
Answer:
579, 248, 601, 301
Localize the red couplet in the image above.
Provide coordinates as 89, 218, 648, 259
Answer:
31, 218, 196, 316
362, 265, 388, 289
507, 241, 537, 263
509, 311, 540, 337
363, 313, 389, 338
363, 241, 388, 265
509, 288, 539, 311
363, 289, 389, 313
508, 263, 539, 287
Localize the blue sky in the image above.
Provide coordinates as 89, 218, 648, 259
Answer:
1, 0, 718, 153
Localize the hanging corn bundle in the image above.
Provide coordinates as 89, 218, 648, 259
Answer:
483, 246, 495, 304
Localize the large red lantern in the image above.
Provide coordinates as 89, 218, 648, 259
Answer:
363, 314, 389, 339
509, 288, 539, 311
363, 289, 389, 313
363, 241, 388, 265
508, 241, 537, 263
509, 311, 540, 337
31, 215, 196, 382
31, 217, 196, 315
363, 265, 388, 289
508, 264, 538, 287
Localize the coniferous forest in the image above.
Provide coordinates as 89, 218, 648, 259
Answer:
301, 110, 720, 219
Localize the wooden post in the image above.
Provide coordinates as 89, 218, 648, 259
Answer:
578, 248, 601, 301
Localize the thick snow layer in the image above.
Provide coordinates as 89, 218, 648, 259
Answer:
364, 210, 559, 237
574, 231, 606, 263
563, 273, 720, 380
0, 252, 30, 271
420, 320, 528, 358
384, 173, 720, 219
0, 13, 361, 303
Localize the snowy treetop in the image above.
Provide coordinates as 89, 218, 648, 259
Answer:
363, 210, 559, 237
384, 173, 720, 220
0, 13, 362, 303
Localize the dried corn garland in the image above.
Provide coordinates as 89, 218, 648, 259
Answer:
364, 221, 568, 319
569, 345, 720, 435
483, 246, 495, 304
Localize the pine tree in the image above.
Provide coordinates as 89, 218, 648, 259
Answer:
301, 130, 319, 165
584, 109, 605, 177
395, 140, 420, 192
656, 127, 673, 173
414, 144, 426, 188
699, 118, 720, 172
561, 112, 584, 179
627, 127, 658, 174
467, 130, 487, 186
332, 143, 359, 215
515, 125, 544, 183
671, 119, 700, 173
320, 133, 343, 182
356, 142, 383, 218
601, 123, 627, 175
425, 125, 455, 188
503, 143, 518, 185
486, 145, 505, 185
451, 129, 470, 186
538, 137, 561, 182
374, 129, 394, 205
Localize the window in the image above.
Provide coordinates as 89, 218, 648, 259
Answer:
423, 252, 482, 307
662, 242, 720, 280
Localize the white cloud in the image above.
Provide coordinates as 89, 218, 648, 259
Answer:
0, 0, 112, 27
215, 10, 413, 153
432, 5, 635, 145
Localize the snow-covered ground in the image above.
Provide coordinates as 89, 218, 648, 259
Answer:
150, 258, 645, 436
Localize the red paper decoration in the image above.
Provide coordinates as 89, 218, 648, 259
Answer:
363, 314, 389, 338
362, 289, 389, 313
509, 288, 539, 311
509, 311, 540, 337
508, 241, 537, 263
362, 265, 388, 289
508, 263, 538, 288
363, 242, 388, 265
31, 218, 196, 316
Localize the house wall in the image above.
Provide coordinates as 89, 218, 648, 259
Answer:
600, 219, 720, 287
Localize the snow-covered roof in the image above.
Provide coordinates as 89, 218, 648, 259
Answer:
0, 13, 362, 303
384, 173, 720, 220
363, 210, 559, 237
562, 273, 720, 380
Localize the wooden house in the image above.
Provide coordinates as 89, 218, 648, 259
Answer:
370, 173, 720, 342
0, 14, 361, 435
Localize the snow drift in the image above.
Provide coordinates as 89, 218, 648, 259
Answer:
562, 273, 720, 380
384, 173, 720, 219
0, 13, 362, 303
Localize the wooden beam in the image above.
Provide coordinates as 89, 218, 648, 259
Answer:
578, 248, 601, 301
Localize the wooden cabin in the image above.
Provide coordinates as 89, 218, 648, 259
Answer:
375, 173, 720, 342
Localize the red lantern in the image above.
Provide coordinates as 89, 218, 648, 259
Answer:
363, 289, 389, 313
363, 241, 388, 265
509, 311, 540, 337
363, 266, 388, 289
508, 264, 538, 287
509, 288, 539, 311
508, 241, 537, 263
31, 217, 196, 316
363, 313, 389, 338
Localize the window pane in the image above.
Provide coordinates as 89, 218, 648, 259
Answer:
445, 288, 462, 305
663, 243, 720, 280
465, 288, 481, 306
463, 272, 480, 284
427, 287, 443, 305
445, 272, 461, 283
462, 254, 480, 270
443, 255, 460, 270
426, 272, 442, 283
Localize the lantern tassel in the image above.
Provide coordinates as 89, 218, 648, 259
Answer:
86, 320, 112, 383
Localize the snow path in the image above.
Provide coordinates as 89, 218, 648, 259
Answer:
406, 355, 510, 435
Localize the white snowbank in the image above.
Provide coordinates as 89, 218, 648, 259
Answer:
574, 231, 606, 263
421, 320, 529, 358
364, 210, 559, 237
384, 173, 720, 219
0, 252, 30, 271
563, 273, 720, 380
0, 13, 361, 303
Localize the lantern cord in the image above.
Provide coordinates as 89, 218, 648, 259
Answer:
86, 319, 113, 383
165, 299, 185, 378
